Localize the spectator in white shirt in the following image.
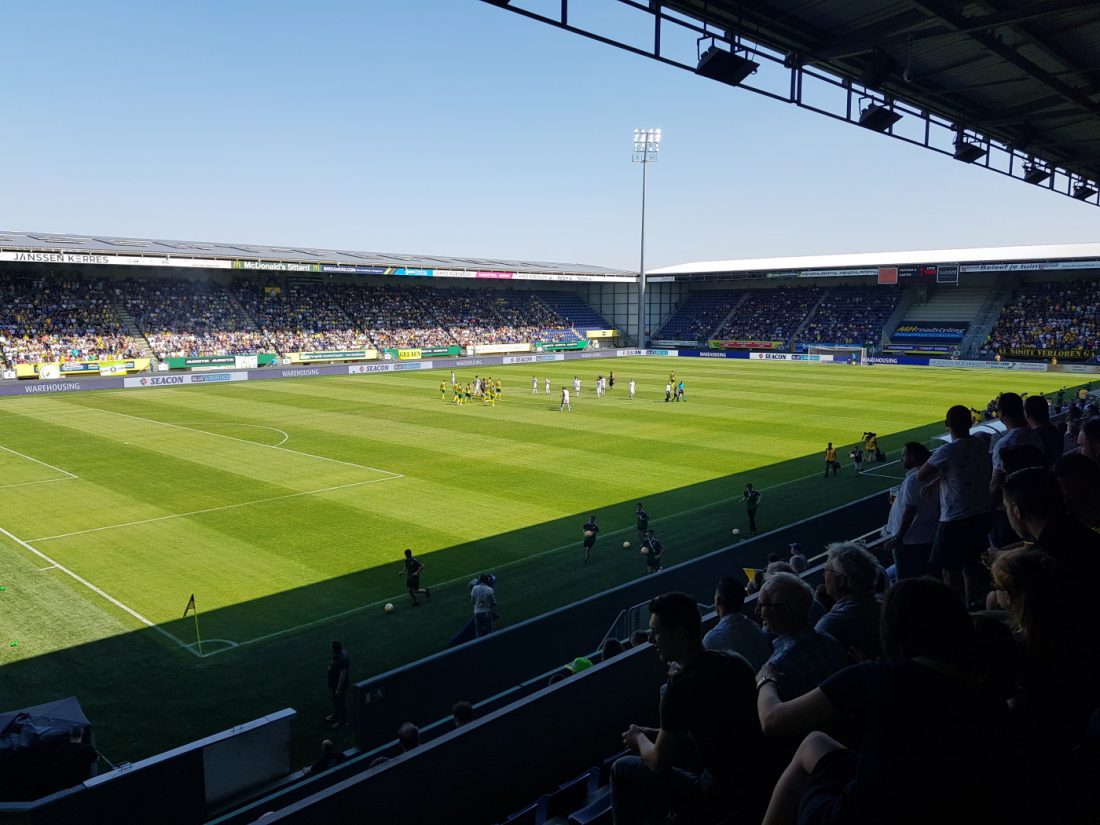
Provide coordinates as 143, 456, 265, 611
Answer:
883, 442, 941, 579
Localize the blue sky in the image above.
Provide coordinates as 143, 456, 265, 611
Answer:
0, 0, 1095, 270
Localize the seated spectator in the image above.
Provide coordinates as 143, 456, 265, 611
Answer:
397, 722, 419, 753
1079, 416, 1100, 465
305, 739, 346, 775
600, 637, 624, 661
626, 629, 650, 649
50, 726, 98, 790
1001, 466, 1100, 583
755, 577, 1009, 825
1053, 451, 1100, 529
992, 548, 1100, 807
612, 592, 766, 825
764, 562, 826, 623
814, 583, 835, 613
816, 542, 882, 659
881, 442, 939, 579
757, 573, 847, 700
452, 701, 474, 728
703, 576, 772, 669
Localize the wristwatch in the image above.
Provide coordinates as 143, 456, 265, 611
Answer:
756, 676, 779, 692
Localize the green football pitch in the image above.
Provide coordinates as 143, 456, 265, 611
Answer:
0, 358, 1077, 763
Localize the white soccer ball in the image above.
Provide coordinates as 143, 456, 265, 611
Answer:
622, 541, 631, 549
640, 547, 650, 555
731, 528, 741, 536
384, 603, 395, 613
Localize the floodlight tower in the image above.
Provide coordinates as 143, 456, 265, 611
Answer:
632, 128, 661, 347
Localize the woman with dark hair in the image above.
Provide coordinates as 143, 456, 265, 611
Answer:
754, 578, 1007, 825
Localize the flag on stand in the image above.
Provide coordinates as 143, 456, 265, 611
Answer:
183, 593, 196, 618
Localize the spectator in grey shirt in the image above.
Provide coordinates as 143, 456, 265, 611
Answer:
703, 576, 772, 669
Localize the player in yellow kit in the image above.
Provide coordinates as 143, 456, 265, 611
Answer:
452, 382, 462, 404
494, 378, 502, 398
440, 380, 447, 400
464, 383, 472, 405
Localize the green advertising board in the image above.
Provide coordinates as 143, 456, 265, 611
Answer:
165, 354, 277, 369
534, 340, 590, 352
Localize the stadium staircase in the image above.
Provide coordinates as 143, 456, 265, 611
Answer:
878, 287, 918, 350
890, 286, 989, 340
112, 303, 156, 361
961, 277, 1012, 357
786, 288, 831, 348
227, 291, 280, 354
705, 292, 749, 340
531, 292, 616, 337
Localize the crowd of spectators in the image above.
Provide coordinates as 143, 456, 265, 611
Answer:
120, 277, 274, 359
237, 282, 577, 352
983, 279, 1100, 356
0, 276, 140, 366
799, 285, 901, 348
654, 290, 741, 342
712, 287, 824, 343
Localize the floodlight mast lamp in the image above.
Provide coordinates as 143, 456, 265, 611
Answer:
633, 128, 661, 346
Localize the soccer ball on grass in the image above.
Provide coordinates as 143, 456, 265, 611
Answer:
731, 528, 741, 536
622, 541, 631, 549
384, 603, 395, 614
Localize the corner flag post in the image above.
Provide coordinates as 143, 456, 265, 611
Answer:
183, 593, 203, 656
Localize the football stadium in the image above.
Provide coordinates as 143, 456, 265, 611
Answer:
2, 3, 1100, 825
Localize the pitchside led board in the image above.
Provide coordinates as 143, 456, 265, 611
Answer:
877, 264, 959, 285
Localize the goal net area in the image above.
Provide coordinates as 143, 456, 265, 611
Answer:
807, 345, 867, 365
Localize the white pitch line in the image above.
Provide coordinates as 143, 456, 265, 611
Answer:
0, 443, 78, 479
27, 475, 404, 542
0, 477, 77, 491
204, 458, 904, 657
0, 525, 198, 657
84, 407, 400, 476
215, 423, 290, 447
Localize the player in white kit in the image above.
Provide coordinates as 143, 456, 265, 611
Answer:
531, 376, 538, 394
560, 386, 571, 412
573, 376, 581, 396
545, 377, 551, 395
629, 379, 636, 399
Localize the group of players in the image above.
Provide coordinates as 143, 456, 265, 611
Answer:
580, 504, 665, 574
442, 373, 503, 406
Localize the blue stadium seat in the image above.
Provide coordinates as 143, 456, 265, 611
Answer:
502, 798, 544, 825
545, 770, 595, 820
566, 786, 611, 825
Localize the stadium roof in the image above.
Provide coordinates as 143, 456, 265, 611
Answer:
650, 241, 1100, 276
0, 230, 633, 279
485, 0, 1100, 206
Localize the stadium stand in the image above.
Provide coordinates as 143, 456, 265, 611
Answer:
119, 276, 274, 359
529, 291, 614, 335
799, 284, 902, 348
653, 290, 740, 342
711, 286, 823, 344
0, 275, 140, 366
982, 278, 1100, 357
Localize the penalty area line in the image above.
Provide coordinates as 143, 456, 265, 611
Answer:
0, 525, 198, 658
0, 443, 79, 480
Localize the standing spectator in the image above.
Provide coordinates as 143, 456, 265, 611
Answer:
757, 573, 847, 700
1053, 451, 1100, 530
816, 543, 882, 659
326, 640, 350, 729
1079, 416, 1100, 465
471, 573, 496, 638
398, 548, 430, 607
788, 543, 807, 573
739, 483, 762, 535
918, 404, 994, 607
882, 442, 940, 579
990, 393, 1045, 499
755, 578, 1008, 825
1025, 394, 1064, 468
612, 592, 765, 825
703, 576, 772, 669
851, 445, 863, 475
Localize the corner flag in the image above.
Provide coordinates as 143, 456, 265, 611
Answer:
183, 593, 196, 618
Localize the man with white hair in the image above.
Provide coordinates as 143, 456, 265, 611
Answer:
757, 572, 847, 700
816, 542, 882, 659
